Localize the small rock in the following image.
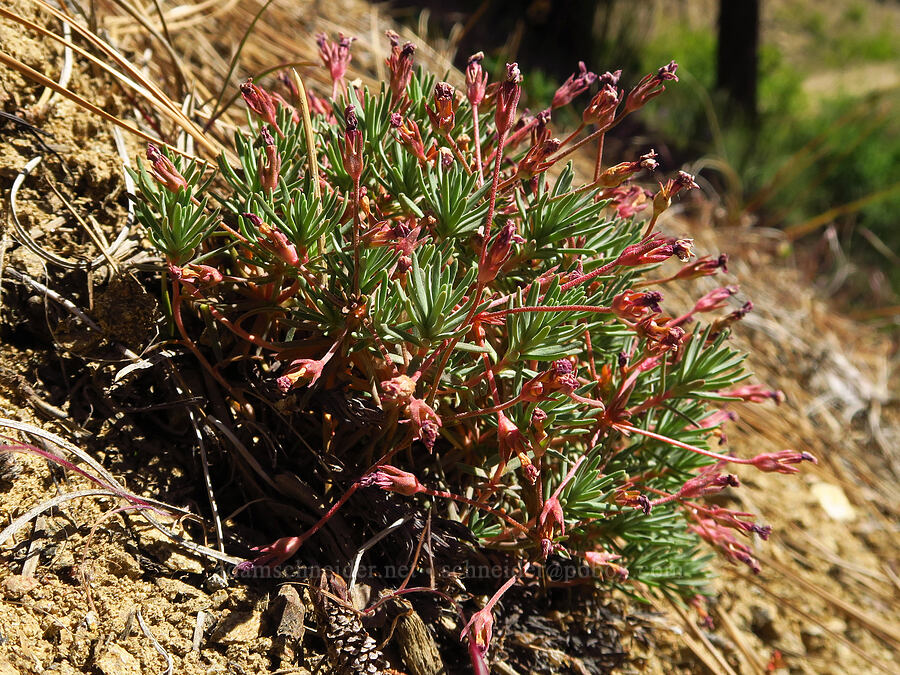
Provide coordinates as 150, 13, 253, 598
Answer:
801, 625, 826, 654
811, 482, 856, 522
155, 577, 205, 601
749, 604, 779, 642
211, 611, 262, 645
2, 574, 39, 599
0, 656, 19, 675
106, 548, 143, 580
95, 643, 141, 675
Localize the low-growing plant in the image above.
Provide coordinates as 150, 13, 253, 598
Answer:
130, 33, 815, 668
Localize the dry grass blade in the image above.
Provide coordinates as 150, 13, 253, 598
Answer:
0, 49, 195, 159
735, 571, 896, 674
26, 0, 220, 156
756, 552, 900, 649
713, 604, 767, 674
667, 597, 739, 675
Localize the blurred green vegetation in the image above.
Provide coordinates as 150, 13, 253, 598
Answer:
632, 20, 900, 301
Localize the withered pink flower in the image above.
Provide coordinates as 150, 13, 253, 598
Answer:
624, 60, 679, 114
146, 144, 187, 193
612, 289, 662, 321
495, 63, 522, 136
342, 105, 364, 182
552, 61, 597, 109
673, 253, 728, 281
749, 450, 816, 474
316, 32, 355, 98
719, 384, 785, 404
652, 171, 699, 221
243, 213, 300, 267
391, 113, 428, 164
496, 411, 529, 464
478, 223, 524, 284
385, 31, 416, 102
607, 185, 652, 219
517, 137, 561, 180
692, 286, 738, 313
257, 127, 281, 192
240, 79, 282, 136
466, 52, 488, 106
583, 84, 619, 128
363, 465, 424, 496
689, 517, 760, 573
408, 397, 442, 450
426, 82, 456, 134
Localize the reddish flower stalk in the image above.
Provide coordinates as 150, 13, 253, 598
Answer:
614, 422, 816, 474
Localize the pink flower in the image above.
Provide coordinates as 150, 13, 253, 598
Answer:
277, 358, 327, 392
385, 31, 416, 102
749, 450, 816, 474
517, 137, 562, 180
146, 144, 187, 193
612, 289, 662, 321
461, 607, 494, 657
391, 113, 428, 164
692, 286, 738, 314
316, 32, 355, 98
342, 106, 364, 182
496, 411, 529, 463
720, 384, 785, 404
584, 551, 629, 581
552, 61, 597, 109
495, 63, 522, 136
363, 465, 424, 496
407, 397, 442, 450
466, 52, 488, 106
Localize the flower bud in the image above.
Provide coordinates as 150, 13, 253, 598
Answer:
146, 144, 188, 193
584, 551, 629, 581
257, 127, 281, 192
390, 113, 427, 164
673, 253, 728, 281
240, 79, 282, 136
243, 213, 301, 266
719, 384, 785, 404
625, 60, 679, 114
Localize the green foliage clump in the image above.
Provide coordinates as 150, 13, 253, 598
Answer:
130, 39, 814, 663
